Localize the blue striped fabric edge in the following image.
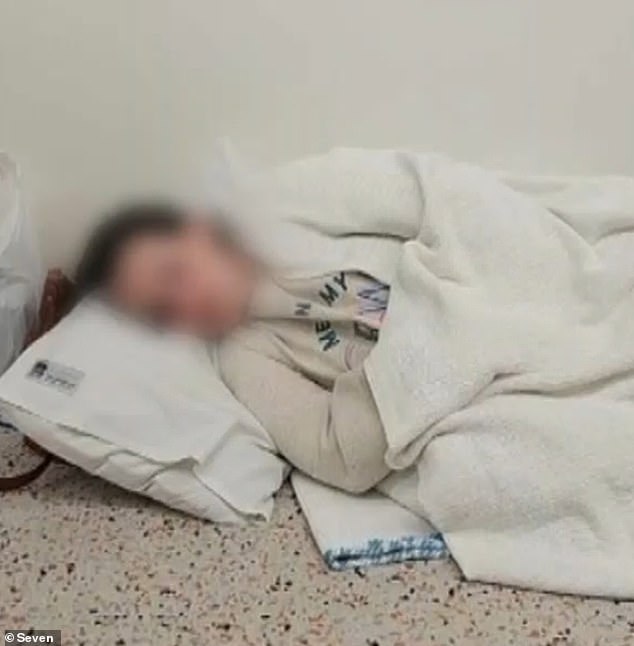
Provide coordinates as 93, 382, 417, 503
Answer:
323, 532, 448, 570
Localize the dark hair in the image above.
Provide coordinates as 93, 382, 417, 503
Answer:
74, 203, 184, 296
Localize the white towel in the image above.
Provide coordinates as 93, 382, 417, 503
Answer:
291, 472, 446, 570
235, 148, 634, 597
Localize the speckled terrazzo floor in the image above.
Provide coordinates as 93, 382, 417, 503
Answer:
1, 433, 633, 646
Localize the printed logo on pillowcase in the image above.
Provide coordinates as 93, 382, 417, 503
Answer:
27, 359, 84, 395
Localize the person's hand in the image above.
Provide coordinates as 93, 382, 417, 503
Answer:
23, 269, 76, 348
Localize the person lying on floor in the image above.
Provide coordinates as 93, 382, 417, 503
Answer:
75, 204, 391, 493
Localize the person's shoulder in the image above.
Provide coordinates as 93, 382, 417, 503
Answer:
217, 324, 281, 366
217, 325, 294, 398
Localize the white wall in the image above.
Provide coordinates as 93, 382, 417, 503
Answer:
1, 0, 633, 265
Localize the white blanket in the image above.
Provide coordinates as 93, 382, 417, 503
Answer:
237, 149, 634, 598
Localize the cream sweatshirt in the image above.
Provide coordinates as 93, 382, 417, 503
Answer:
217, 271, 391, 492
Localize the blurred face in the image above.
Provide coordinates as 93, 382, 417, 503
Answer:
109, 223, 255, 337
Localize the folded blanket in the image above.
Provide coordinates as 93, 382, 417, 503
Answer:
236, 149, 634, 598
291, 472, 446, 570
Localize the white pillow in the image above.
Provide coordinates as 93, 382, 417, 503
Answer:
0, 153, 42, 373
0, 300, 288, 522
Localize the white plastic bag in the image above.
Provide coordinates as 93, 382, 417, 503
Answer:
0, 153, 43, 374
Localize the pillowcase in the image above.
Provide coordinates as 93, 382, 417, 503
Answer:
0, 300, 288, 521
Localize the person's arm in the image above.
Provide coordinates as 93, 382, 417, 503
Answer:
218, 340, 390, 493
